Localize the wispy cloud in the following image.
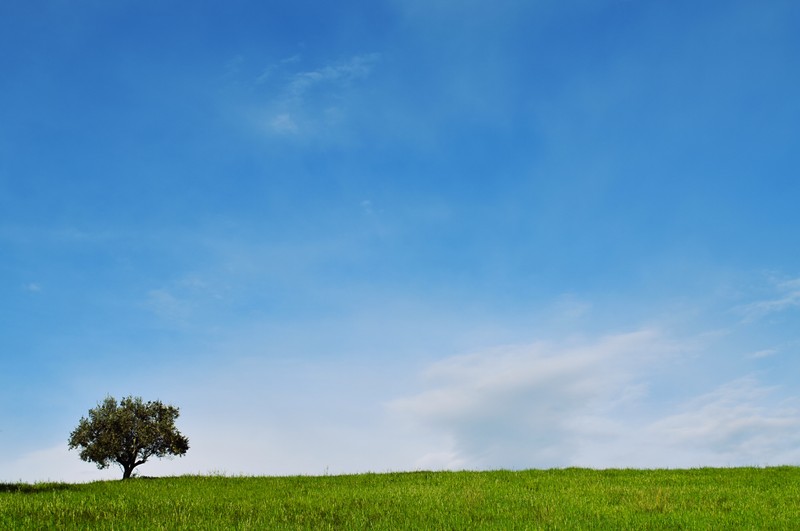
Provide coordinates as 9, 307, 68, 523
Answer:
390, 329, 800, 469
251, 53, 380, 138
737, 277, 800, 322
639, 378, 800, 467
23, 282, 42, 293
6, 313, 799, 483
748, 348, 778, 359
255, 54, 301, 85
144, 274, 226, 328
269, 113, 299, 135
146, 289, 192, 325
389, 330, 677, 468
282, 54, 379, 101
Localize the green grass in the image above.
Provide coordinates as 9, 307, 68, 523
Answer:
1, 467, 798, 529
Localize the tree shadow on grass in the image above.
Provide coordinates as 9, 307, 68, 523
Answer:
0, 477, 169, 493
0, 482, 81, 494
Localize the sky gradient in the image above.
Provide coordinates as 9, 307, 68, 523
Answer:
2, 0, 800, 482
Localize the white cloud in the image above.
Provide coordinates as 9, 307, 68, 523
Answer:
255, 54, 301, 84
552, 293, 592, 320
143, 274, 226, 328
145, 289, 191, 325
255, 53, 380, 138
636, 378, 800, 467
360, 199, 373, 214
270, 113, 299, 134
23, 282, 42, 293
389, 330, 675, 468
749, 348, 778, 359
284, 54, 378, 101
390, 330, 800, 469
6, 307, 798, 484
737, 277, 800, 322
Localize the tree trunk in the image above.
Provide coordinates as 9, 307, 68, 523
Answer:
122, 464, 135, 480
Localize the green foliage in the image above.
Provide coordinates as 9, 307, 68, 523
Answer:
2, 468, 799, 529
67, 395, 189, 480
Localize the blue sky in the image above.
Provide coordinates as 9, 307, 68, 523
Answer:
2, 0, 800, 481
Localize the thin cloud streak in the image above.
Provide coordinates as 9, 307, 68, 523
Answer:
252, 53, 380, 138
642, 378, 800, 465
283, 54, 380, 101
737, 277, 800, 322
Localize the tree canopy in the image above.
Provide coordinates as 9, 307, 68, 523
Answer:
68, 395, 189, 479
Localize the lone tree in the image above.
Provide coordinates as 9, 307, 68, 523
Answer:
68, 395, 190, 479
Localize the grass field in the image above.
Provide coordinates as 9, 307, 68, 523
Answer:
1, 467, 799, 529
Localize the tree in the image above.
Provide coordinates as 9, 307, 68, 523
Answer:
68, 395, 190, 479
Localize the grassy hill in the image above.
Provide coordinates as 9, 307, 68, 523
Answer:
2, 467, 799, 529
